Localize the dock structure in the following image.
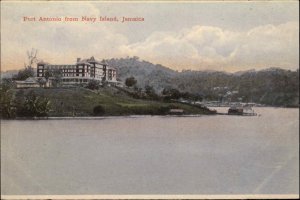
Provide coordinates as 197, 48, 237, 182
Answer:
169, 109, 184, 114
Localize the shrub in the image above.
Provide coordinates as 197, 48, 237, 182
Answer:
157, 106, 170, 115
16, 90, 51, 117
93, 105, 105, 116
87, 80, 100, 90
125, 76, 137, 87
13, 67, 34, 80
0, 79, 16, 118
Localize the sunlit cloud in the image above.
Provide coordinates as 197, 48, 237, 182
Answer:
1, 2, 299, 72
121, 21, 299, 71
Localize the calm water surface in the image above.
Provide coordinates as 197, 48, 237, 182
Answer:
1, 107, 299, 195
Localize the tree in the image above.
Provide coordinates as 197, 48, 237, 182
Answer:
93, 105, 105, 116
37, 78, 47, 88
44, 70, 52, 82
19, 91, 51, 117
13, 67, 35, 80
13, 49, 40, 81
14, 90, 26, 117
86, 79, 100, 90
162, 88, 181, 100
0, 78, 16, 118
26, 48, 39, 68
125, 76, 137, 87
0, 78, 15, 91
144, 85, 158, 100
51, 69, 62, 87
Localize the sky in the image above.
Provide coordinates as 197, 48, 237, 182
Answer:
1, 1, 299, 72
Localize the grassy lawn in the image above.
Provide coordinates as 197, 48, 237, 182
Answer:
14, 87, 215, 117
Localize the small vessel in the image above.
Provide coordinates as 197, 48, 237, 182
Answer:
228, 105, 257, 116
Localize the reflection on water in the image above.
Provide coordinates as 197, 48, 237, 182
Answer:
1, 108, 299, 195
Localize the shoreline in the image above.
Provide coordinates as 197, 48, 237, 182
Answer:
1, 107, 297, 121
3, 114, 216, 121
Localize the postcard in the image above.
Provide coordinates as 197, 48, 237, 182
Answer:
1, 1, 299, 199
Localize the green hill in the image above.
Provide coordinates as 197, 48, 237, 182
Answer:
12, 86, 215, 117
106, 57, 299, 107
3, 56, 298, 108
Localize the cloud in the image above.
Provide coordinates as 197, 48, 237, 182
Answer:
233, 22, 299, 69
1, 2, 128, 70
120, 21, 299, 71
1, 1, 299, 72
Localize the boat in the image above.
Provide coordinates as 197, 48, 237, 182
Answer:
228, 105, 257, 116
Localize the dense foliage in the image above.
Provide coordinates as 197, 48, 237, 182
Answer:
3, 55, 297, 120
86, 79, 101, 90
0, 78, 16, 118
107, 57, 299, 107
0, 80, 51, 118
15, 90, 51, 117
12, 66, 35, 80
93, 105, 105, 116
47, 69, 62, 87
125, 76, 137, 87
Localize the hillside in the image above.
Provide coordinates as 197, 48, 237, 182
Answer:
2, 57, 299, 107
0, 70, 19, 78
107, 57, 177, 91
106, 57, 299, 107
10, 87, 215, 117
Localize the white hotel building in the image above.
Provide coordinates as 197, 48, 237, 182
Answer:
36, 56, 117, 86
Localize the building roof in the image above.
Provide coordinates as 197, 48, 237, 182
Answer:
15, 77, 41, 84
79, 56, 107, 65
37, 61, 50, 65
38, 56, 114, 68
76, 62, 92, 66
106, 66, 116, 70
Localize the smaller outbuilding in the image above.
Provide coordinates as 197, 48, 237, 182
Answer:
169, 109, 184, 114
15, 77, 48, 88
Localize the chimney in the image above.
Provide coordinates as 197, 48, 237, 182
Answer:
77, 58, 81, 62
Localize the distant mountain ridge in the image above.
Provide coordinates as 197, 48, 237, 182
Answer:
1, 70, 19, 79
105, 57, 299, 107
